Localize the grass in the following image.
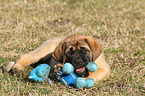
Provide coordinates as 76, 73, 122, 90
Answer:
0, 0, 145, 95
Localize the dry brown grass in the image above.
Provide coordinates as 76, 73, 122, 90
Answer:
0, 0, 145, 95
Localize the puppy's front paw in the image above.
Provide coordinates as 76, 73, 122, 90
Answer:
10, 67, 24, 77
3, 61, 15, 72
53, 63, 63, 73
3, 61, 24, 76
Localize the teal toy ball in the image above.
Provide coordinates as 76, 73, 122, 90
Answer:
62, 63, 74, 74
75, 77, 85, 88
86, 62, 97, 73
85, 78, 95, 88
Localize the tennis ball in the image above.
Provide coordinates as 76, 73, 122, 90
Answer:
85, 78, 95, 88
86, 62, 97, 73
75, 77, 85, 88
62, 63, 74, 74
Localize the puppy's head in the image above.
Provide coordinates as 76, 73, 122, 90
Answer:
65, 45, 91, 76
53, 34, 102, 76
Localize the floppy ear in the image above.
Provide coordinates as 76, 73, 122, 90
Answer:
52, 41, 66, 63
84, 36, 102, 61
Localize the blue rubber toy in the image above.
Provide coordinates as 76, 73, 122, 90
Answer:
29, 64, 50, 82
58, 62, 97, 88
58, 72, 77, 86
29, 62, 97, 88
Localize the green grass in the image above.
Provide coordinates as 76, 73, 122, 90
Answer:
0, 0, 145, 95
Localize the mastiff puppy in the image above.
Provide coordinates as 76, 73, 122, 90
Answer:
4, 34, 110, 84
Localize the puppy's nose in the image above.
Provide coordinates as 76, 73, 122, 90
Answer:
76, 59, 83, 64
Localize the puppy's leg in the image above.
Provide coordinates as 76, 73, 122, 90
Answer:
83, 51, 110, 83
4, 37, 65, 72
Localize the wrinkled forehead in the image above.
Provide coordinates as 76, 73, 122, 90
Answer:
65, 39, 91, 51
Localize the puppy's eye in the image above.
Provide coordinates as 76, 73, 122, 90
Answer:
80, 47, 89, 52
67, 47, 73, 54
70, 47, 73, 51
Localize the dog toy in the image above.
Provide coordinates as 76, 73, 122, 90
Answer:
62, 63, 74, 74
29, 64, 50, 82
86, 62, 98, 73
58, 62, 97, 88
29, 62, 97, 88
